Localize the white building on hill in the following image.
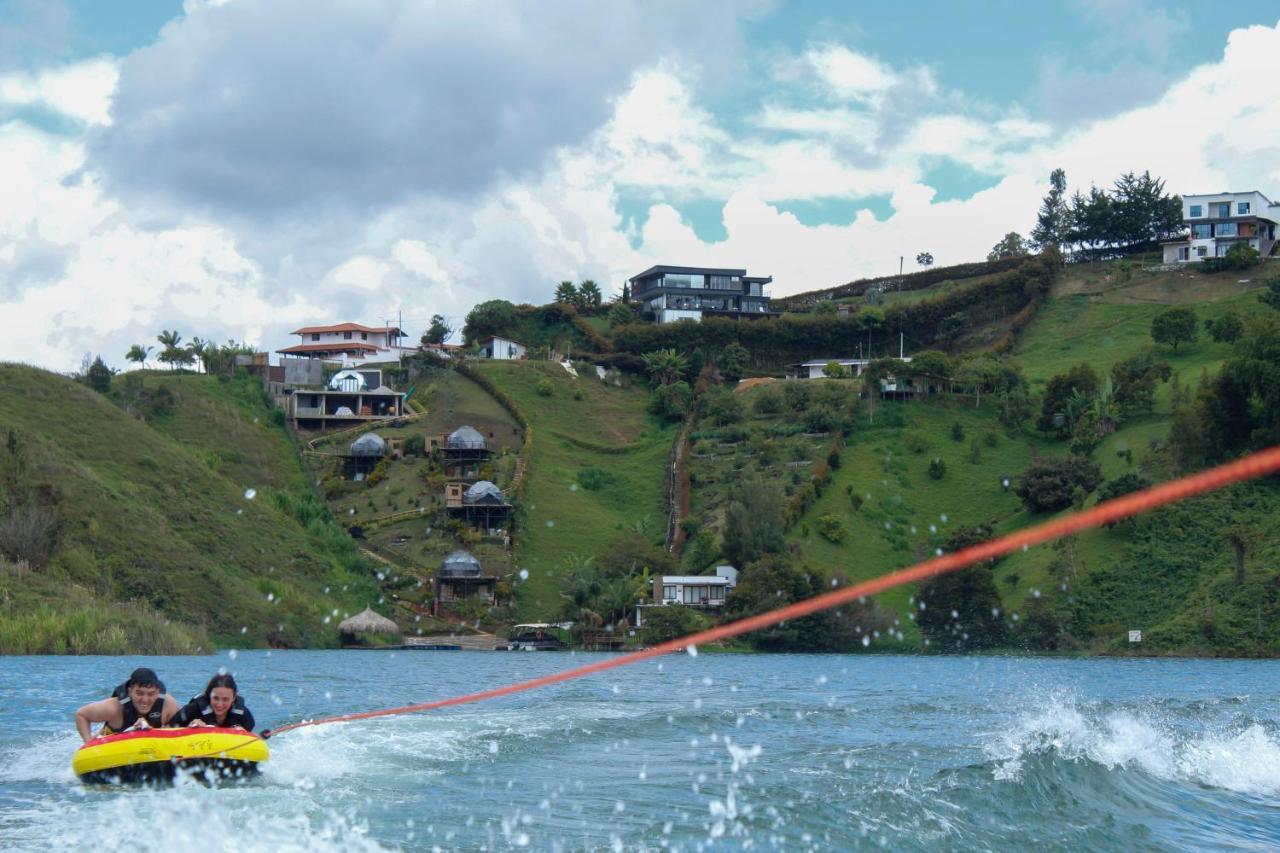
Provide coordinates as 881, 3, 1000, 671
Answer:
1162, 191, 1279, 263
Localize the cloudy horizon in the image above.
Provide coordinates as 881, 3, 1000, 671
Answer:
2, 0, 1279, 371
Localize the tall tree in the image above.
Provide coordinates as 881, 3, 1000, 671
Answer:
1031, 168, 1069, 250
987, 232, 1029, 261
86, 356, 112, 393
915, 251, 934, 267
641, 348, 688, 386
125, 344, 152, 367
718, 341, 750, 382
577, 280, 602, 311
421, 314, 453, 346
156, 329, 184, 371
554, 280, 577, 304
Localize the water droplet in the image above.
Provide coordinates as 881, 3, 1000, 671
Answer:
244, 488, 257, 500
266, 592, 274, 602
519, 569, 529, 580
929, 524, 937, 534
239, 626, 247, 634
324, 691, 332, 700
686, 644, 698, 657
236, 509, 243, 515
569, 484, 578, 492
940, 514, 948, 522
488, 741, 499, 754
228, 649, 238, 660
545, 520, 555, 528
217, 665, 228, 675
1033, 588, 1041, 598
861, 635, 870, 647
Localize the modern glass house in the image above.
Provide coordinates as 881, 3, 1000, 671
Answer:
628, 265, 777, 323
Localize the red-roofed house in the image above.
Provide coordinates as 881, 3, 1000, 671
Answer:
276, 323, 417, 366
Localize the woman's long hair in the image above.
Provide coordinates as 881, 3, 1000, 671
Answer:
203, 673, 238, 702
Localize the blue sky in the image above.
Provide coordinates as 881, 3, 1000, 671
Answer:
2, 1, 1279, 368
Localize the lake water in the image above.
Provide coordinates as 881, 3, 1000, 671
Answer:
1, 651, 1278, 850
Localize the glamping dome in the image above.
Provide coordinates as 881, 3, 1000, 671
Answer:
446, 425, 487, 450
463, 480, 504, 504
328, 369, 368, 392
440, 550, 482, 577
349, 432, 387, 458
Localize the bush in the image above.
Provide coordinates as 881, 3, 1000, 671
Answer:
903, 431, 930, 454
983, 431, 999, 448
950, 422, 965, 442
928, 458, 947, 480
783, 383, 811, 412
1015, 456, 1103, 513
803, 405, 839, 433
815, 514, 847, 543
577, 468, 617, 491
402, 435, 425, 456
647, 381, 692, 422
535, 378, 554, 397
753, 388, 782, 415
641, 605, 710, 644
702, 389, 744, 426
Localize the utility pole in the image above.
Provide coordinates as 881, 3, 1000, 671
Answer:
899, 256, 903, 277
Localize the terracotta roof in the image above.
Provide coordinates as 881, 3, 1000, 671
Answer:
276, 342, 382, 354
291, 323, 404, 335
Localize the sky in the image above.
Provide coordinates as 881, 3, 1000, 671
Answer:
2, 0, 1279, 370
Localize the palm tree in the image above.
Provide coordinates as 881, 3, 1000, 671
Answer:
642, 348, 687, 386
555, 281, 577, 304
125, 344, 152, 368
577, 280, 602, 311
156, 329, 183, 371
187, 336, 208, 373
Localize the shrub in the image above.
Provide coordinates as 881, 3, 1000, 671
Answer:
783, 383, 811, 412
647, 381, 692, 422
903, 431, 930, 454
402, 435, 425, 456
983, 431, 999, 448
576, 468, 617, 491
641, 605, 711, 644
815, 514, 847, 543
1205, 311, 1243, 344
803, 405, 839, 433
719, 425, 750, 444
1015, 456, 1103, 513
535, 378, 554, 397
968, 440, 983, 464
753, 388, 783, 415
950, 422, 965, 442
703, 389, 744, 426
928, 458, 947, 480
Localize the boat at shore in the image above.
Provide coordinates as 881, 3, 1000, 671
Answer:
502, 623, 569, 651
72, 727, 268, 785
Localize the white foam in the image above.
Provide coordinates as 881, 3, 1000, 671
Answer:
990, 693, 1280, 795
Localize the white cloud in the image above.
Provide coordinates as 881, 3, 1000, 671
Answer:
0, 56, 118, 125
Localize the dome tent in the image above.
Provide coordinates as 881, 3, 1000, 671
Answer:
446, 425, 487, 450
349, 432, 387, 458
440, 550, 482, 577
463, 480, 504, 505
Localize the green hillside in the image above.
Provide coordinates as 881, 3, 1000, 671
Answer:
0, 367, 379, 654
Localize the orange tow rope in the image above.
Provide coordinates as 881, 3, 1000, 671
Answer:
262, 445, 1280, 739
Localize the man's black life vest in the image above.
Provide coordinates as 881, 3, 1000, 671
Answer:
174, 694, 255, 731
107, 681, 168, 732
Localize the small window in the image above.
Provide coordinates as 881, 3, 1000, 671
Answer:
361, 332, 368, 341
1216, 203, 1231, 218
1196, 246, 1207, 257
311, 333, 320, 341
1188, 205, 1202, 218
663, 585, 676, 600
1238, 202, 1251, 215
343, 331, 353, 340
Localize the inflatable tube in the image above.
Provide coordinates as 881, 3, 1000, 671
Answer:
73, 728, 268, 785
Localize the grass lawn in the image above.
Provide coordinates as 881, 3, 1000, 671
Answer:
472, 361, 675, 620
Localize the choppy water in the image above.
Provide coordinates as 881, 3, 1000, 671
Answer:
2, 651, 1279, 851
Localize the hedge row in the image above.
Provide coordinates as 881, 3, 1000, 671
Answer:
779, 255, 1028, 308
783, 432, 844, 529
614, 254, 1057, 365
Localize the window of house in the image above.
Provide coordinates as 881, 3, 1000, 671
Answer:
343, 331, 353, 340
361, 332, 368, 341
663, 585, 676, 601
1217, 222, 1238, 237
1196, 246, 1207, 257
311, 333, 320, 341
1216, 203, 1231, 218
1188, 204, 1202, 218
709, 585, 725, 601
1238, 202, 1251, 215
1192, 224, 1212, 239
683, 585, 710, 604
1178, 247, 1189, 260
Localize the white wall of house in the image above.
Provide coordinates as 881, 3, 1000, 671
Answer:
653, 575, 732, 606
660, 309, 703, 323
487, 337, 527, 360
1165, 191, 1280, 262
300, 329, 400, 348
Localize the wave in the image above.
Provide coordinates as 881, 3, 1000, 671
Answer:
986, 691, 1280, 796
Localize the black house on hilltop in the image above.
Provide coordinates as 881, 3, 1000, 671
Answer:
629, 265, 777, 324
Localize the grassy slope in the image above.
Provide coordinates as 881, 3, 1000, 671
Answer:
0, 367, 378, 652
471, 361, 675, 620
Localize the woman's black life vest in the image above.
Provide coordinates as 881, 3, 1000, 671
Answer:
175, 694, 255, 731
109, 681, 168, 731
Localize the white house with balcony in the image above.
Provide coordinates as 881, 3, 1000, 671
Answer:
276, 323, 418, 366
1161, 191, 1280, 263
635, 567, 739, 627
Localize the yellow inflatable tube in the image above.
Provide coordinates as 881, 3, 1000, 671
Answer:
73, 727, 269, 784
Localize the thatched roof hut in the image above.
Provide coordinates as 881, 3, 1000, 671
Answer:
338, 607, 400, 645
